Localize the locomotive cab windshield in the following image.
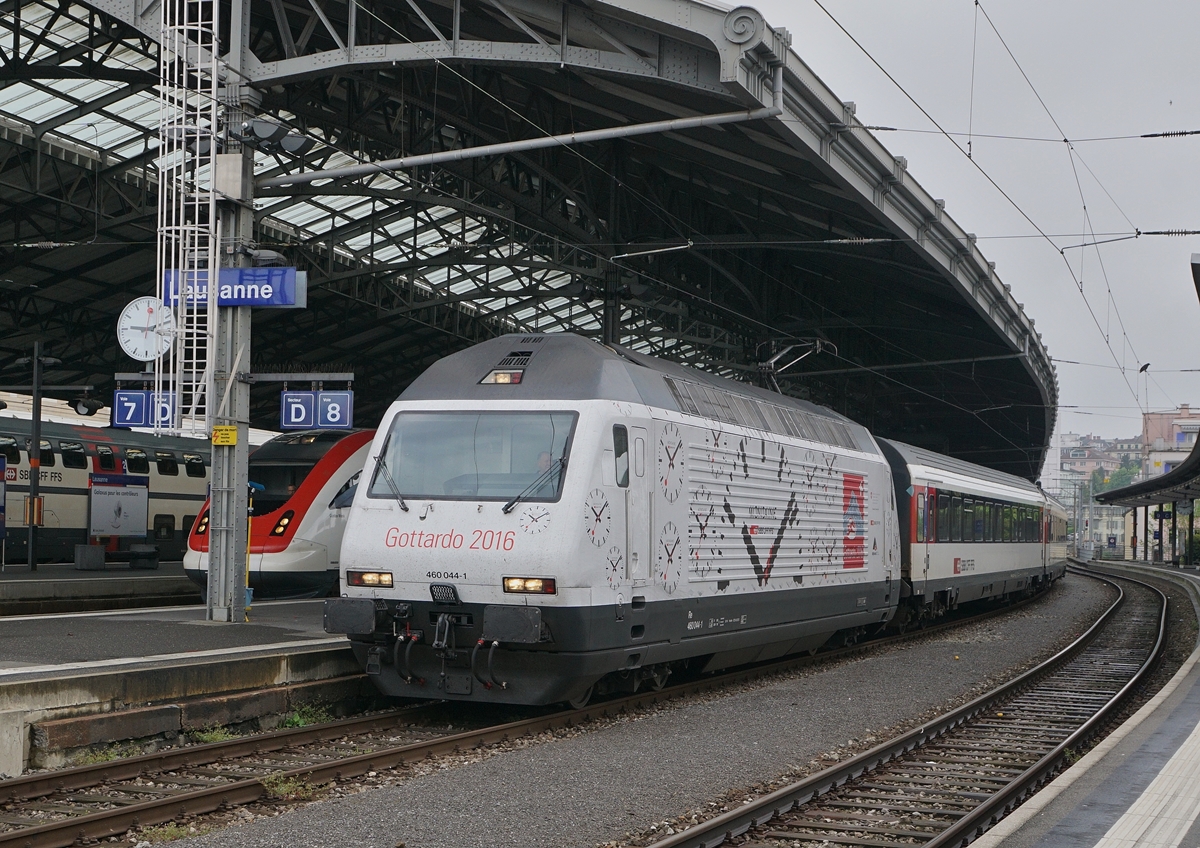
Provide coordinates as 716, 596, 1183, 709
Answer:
368, 410, 576, 501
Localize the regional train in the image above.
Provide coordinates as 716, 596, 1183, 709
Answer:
325, 333, 1068, 707
0, 416, 210, 562
184, 429, 375, 598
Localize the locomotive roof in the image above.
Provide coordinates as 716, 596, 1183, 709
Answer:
879, 437, 1041, 496
400, 333, 877, 452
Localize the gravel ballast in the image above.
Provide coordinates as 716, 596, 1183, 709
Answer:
172, 575, 1113, 848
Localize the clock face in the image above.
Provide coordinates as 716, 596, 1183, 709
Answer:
583, 488, 611, 547
657, 422, 684, 503
605, 545, 624, 588
690, 484, 717, 578
117, 296, 175, 362
520, 506, 550, 534
657, 520, 682, 593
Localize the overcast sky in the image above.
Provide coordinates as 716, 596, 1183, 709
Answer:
751, 0, 1200, 442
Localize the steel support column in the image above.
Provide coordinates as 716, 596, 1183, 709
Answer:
207, 0, 255, 622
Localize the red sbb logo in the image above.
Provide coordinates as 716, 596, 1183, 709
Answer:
3, 468, 14, 482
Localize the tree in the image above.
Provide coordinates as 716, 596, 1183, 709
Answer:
1092, 463, 1138, 494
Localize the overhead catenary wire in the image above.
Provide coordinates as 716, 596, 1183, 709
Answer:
808, 0, 1144, 413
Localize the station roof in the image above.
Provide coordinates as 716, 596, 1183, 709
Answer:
0, 0, 1057, 478
1094, 443, 1200, 508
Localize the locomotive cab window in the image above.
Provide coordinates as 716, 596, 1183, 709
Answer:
0, 436, 17, 465
613, 425, 629, 488
125, 448, 150, 474
370, 411, 576, 502
96, 445, 116, 471
60, 442, 87, 469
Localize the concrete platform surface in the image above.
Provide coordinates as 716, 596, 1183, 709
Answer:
0, 561, 200, 614
974, 561, 1200, 848
0, 600, 337, 679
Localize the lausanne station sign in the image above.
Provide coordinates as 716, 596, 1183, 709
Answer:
162, 267, 305, 307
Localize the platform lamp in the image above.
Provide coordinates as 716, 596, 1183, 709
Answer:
13, 342, 61, 571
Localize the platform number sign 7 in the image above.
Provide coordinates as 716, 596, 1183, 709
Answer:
317, 392, 353, 429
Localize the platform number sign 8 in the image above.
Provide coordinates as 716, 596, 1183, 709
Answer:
281, 391, 354, 430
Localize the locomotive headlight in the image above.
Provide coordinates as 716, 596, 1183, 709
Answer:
503, 577, 557, 594
193, 512, 209, 535
347, 571, 394, 587
270, 510, 295, 536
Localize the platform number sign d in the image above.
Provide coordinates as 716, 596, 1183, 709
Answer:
280, 391, 353, 430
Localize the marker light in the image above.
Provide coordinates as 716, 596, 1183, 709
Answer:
480, 369, 523, 385
347, 571, 394, 587
503, 577, 557, 594
193, 511, 209, 535
270, 510, 295, 536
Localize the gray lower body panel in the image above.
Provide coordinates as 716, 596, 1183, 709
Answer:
348, 579, 896, 705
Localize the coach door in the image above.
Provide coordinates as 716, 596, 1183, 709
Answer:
626, 426, 651, 583
913, 488, 932, 597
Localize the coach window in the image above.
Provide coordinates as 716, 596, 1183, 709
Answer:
125, 448, 150, 474
613, 425, 629, 488
950, 496, 963, 542
962, 500, 973, 543
994, 504, 1003, 542
937, 494, 949, 542
183, 453, 206, 478
60, 442, 87, 469
27, 440, 53, 467
96, 445, 116, 471
156, 451, 179, 476
916, 493, 926, 542
0, 436, 17, 465
982, 501, 993, 542
927, 495, 937, 542
154, 514, 175, 541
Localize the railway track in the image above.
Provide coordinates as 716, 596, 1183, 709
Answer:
650, 568, 1167, 848
0, 580, 1081, 847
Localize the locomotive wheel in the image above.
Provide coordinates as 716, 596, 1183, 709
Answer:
647, 666, 670, 691
567, 683, 594, 710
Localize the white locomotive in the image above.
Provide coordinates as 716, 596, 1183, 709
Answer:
326, 334, 1066, 706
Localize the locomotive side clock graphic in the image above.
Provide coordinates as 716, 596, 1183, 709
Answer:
584, 488, 611, 547
657, 520, 682, 593
658, 422, 684, 503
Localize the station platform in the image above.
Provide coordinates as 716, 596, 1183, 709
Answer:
0, 560, 200, 614
976, 560, 1200, 848
0, 600, 368, 776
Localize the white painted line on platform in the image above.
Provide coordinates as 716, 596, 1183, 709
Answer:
0, 637, 349, 679
0, 598, 323, 622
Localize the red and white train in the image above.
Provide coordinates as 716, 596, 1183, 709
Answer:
185, 429, 374, 599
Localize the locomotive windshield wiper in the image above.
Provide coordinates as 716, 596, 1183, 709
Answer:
503, 456, 566, 514
373, 454, 410, 512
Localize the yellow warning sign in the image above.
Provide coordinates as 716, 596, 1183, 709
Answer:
211, 425, 238, 446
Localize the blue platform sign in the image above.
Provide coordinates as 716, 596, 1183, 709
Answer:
280, 391, 316, 429
112, 390, 176, 428
280, 391, 353, 430
164, 267, 299, 308
317, 392, 353, 428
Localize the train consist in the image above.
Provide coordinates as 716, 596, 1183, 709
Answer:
325, 333, 1068, 706
0, 416, 209, 562
185, 429, 374, 598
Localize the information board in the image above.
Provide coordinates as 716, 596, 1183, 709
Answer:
88, 474, 150, 537
0, 456, 6, 541
112, 391, 177, 429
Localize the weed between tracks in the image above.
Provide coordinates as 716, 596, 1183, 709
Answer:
279, 704, 333, 728
135, 822, 215, 843
186, 726, 240, 744
260, 774, 326, 802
